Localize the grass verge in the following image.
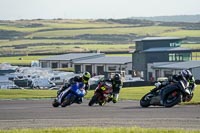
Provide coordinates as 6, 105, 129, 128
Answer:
0, 86, 199, 104
0, 127, 200, 133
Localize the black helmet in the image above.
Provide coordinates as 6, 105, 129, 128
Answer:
113, 73, 121, 81
180, 69, 193, 81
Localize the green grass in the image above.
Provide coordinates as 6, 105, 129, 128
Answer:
1, 19, 199, 56
0, 24, 48, 32
0, 44, 133, 55
41, 19, 125, 25
0, 19, 200, 56
27, 44, 132, 53
182, 44, 200, 49
0, 39, 98, 47
0, 45, 132, 65
0, 86, 199, 104
0, 19, 132, 33
26, 26, 179, 38
160, 29, 200, 37
43, 20, 130, 28
0, 127, 199, 133
0, 86, 151, 99
0, 89, 56, 99
0, 55, 49, 66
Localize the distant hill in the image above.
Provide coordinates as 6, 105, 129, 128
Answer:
0, 19, 200, 56
130, 14, 200, 23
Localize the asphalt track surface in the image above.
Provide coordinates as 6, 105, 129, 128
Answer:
0, 99, 200, 130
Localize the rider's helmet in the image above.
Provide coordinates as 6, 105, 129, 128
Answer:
112, 73, 121, 82
82, 72, 91, 83
180, 69, 193, 82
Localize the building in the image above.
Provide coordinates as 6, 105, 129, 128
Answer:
148, 61, 200, 81
74, 56, 132, 76
39, 53, 105, 69
39, 53, 132, 76
132, 37, 193, 81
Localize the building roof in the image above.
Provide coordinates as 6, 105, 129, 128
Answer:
74, 56, 132, 64
141, 47, 192, 53
152, 61, 200, 69
134, 37, 185, 42
39, 53, 105, 61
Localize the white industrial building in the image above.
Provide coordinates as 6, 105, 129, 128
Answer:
39, 53, 132, 76
147, 61, 200, 81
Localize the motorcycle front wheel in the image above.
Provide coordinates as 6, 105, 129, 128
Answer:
163, 90, 181, 108
52, 99, 59, 107
140, 92, 153, 107
61, 96, 75, 107
88, 95, 98, 106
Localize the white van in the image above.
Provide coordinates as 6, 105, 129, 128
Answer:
49, 72, 81, 86
32, 78, 55, 89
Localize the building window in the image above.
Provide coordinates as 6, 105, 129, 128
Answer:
97, 66, 104, 75
41, 62, 48, 68
62, 63, 68, 68
169, 53, 176, 61
75, 65, 81, 73
121, 67, 126, 71
169, 53, 191, 62
155, 69, 160, 80
164, 70, 173, 77
182, 53, 191, 61
52, 62, 58, 68
85, 65, 92, 74
108, 66, 116, 71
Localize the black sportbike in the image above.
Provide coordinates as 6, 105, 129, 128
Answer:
140, 81, 195, 108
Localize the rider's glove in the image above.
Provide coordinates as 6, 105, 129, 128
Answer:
155, 82, 161, 88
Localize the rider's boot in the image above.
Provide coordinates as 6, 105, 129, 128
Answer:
112, 98, 117, 103
112, 97, 118, 103
107, 97, 113, 103
112, 94, 119, 103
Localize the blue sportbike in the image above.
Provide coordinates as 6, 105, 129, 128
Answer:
52, 82, 86, 107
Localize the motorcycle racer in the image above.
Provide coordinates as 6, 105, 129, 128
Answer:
159, 69, 196, 105
99, 73, 123, 103
140, 69, 196, 108
152, 69, 196, 93
57, 72, 91, 104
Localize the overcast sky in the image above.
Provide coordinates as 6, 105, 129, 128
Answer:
0, 0, 200, 20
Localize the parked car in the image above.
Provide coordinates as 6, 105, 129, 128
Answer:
31, 78, 56, 89
89, 75, 104, 89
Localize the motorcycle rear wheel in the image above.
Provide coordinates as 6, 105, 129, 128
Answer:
163, 90, 181, 108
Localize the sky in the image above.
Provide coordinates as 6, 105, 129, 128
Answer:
0, 0, 200, 20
